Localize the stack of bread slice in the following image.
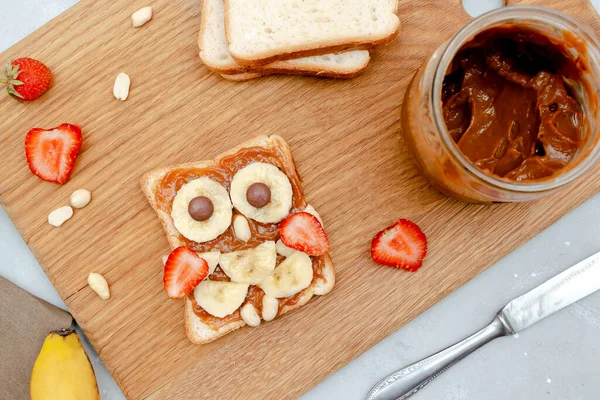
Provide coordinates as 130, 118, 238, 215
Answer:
198, 0, 400, 81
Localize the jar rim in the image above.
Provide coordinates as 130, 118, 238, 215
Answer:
430, 6, 600, 193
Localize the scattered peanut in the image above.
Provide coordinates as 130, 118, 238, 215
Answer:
233, 215, 251, 242
131, 6, 153, 28
88, 273, 110, 300
240, 303, 261, 327
48, 206, 73, 227
113, 72, 130, 101
70, 189, 91, 209
261, 295, 278, 321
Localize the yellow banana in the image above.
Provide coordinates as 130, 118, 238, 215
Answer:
30, 329, 100, 400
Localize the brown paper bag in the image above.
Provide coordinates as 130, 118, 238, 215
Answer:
0, 277, 72, 400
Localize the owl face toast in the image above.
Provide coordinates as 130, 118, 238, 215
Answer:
141, 135, 335, 344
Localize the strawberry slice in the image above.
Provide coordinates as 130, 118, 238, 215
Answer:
25, 123, 82, 184
371, 219, 427, 272
163, 247, 209, 299
280, 211, 329, 256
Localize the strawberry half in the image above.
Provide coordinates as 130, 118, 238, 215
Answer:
163, 247, 209, 299
280, 212, 329, 256
25, 124, 82, 184
371, 219, 427, 272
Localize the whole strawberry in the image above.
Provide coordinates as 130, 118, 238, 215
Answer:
1, 58, 52, 101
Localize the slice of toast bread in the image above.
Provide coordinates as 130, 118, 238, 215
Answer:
141, 135, 335, 344
200, 0, 370, 78
224, 0, 400, 66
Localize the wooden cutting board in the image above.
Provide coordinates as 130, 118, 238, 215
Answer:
1, 0, 598, 398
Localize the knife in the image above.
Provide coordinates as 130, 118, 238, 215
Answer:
366, 250, 600, 400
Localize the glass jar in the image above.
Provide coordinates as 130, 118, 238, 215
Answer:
401, 6, 600, 203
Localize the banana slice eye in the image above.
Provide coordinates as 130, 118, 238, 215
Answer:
230, 163, 293, 224
171, 177, 233, 243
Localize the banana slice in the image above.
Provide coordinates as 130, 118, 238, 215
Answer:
171, 177, 232, 243
230, 162, 293, 223
194, 280, 249, 318
219, 241, 277, 284
198, 251, 220, 275
259, 252, 313, 298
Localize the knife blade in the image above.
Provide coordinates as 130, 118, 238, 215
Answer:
499, 250, 600, 333
367, 250, 600, 400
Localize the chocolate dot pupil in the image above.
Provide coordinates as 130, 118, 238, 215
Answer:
188, 196, 214, 221
246, 182, 271, 208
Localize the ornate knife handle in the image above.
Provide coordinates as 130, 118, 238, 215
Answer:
366, 317, 509, 400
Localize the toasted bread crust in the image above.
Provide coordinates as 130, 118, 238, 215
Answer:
141, 135, 335, 344
217, 60, 370, 81
230, 42, 386, 67
227, 56, 370, 80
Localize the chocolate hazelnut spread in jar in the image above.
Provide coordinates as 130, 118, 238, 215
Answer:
401, 6, 600, 202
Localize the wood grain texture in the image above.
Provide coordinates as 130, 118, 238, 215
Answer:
0, 0, 598, 398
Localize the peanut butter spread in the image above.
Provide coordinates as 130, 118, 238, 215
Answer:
443, 26, 583, 181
